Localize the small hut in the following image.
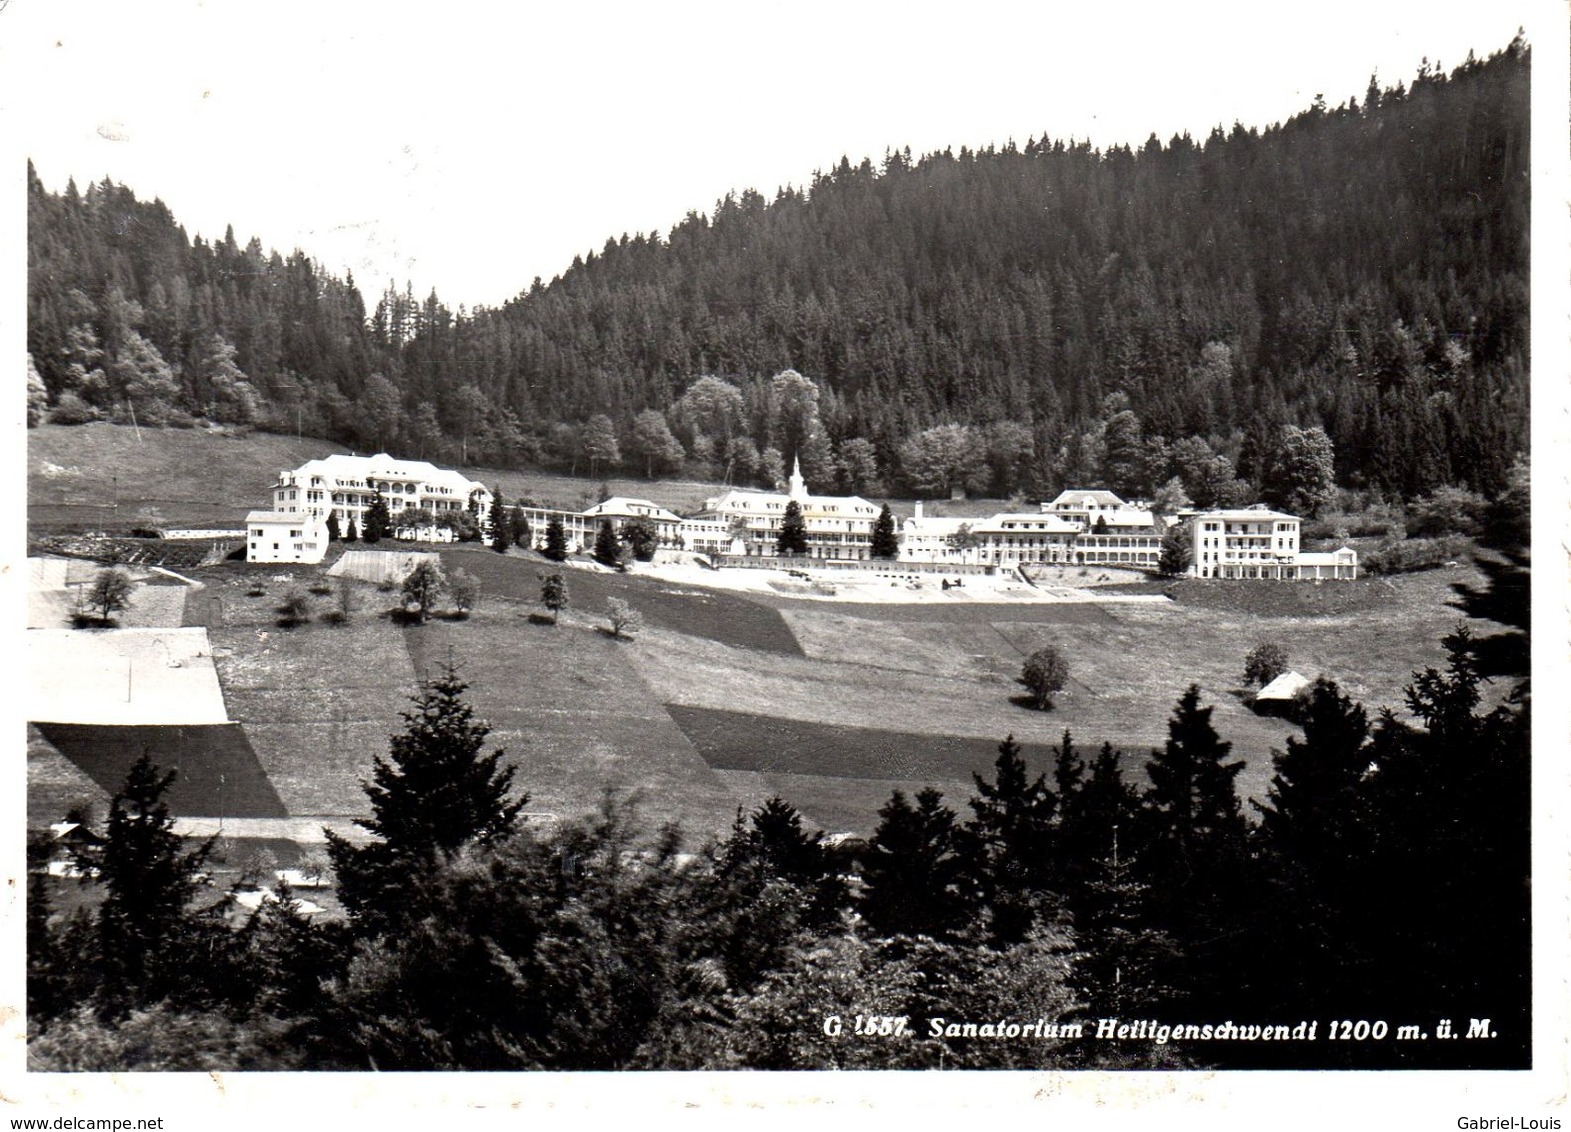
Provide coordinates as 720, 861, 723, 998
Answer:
1254, 670, 1311, 717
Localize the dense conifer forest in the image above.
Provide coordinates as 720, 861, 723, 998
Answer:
28, 38, 1527, 505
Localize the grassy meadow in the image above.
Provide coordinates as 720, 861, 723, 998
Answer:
27, 424, 1513, 844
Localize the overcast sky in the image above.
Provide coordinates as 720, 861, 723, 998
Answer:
7, 0, 1546, 310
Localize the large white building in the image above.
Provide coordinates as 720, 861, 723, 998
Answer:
271, 453, 492, 533
1190, 508, 1358, 579
901, 489, 1164, 569
694, 458, 879, 560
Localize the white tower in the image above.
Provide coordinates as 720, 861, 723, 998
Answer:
787, 454, 808, 503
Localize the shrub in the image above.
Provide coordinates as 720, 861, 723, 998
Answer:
1361, 535, 1472, 575
275, 589, 312, 628
49, 392, 100, 425
606, 597, 644, 639
1243, 642, 1289, 687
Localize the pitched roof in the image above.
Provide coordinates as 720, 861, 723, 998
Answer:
1256, 670, 1311, 700
246, 510, 313, 524
1046, 489, 1126, 508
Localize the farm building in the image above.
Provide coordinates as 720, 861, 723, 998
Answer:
1254, 669, 1312, 716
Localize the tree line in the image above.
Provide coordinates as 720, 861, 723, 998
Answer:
28, 39, 1528, 508
28, 561, 1529, 1070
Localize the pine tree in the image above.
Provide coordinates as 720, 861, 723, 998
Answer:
489, 488, 509, 553
325, 511, 341, 542
870, 503, 899, 559
543, 516, 569, 561
346, 517, 360, 543
860, 788, 976, 940
776, 500, 809, 556
325, 665, 525, 930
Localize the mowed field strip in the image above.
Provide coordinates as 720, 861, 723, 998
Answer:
400, 610, 756, 842
207, 581, 419, 819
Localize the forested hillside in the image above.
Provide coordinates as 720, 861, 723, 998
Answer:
28, 37, 1528, 506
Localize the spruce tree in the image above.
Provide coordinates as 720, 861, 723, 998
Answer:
346, 516, 359, 543
592, 518, 624, 568
967, 735, 1057, 942
1141, 685, 1246, 868
489, 488, 509, 552
92, 754, 216, 1012
326, 511, 341, 542
870, 503, 899, 559
326, 665, 525, 930
509, 505, 531, 548
860, 788, 975, 940
776, 500, 809, 556
362, 488, 391, 543
543, 515, 569, 561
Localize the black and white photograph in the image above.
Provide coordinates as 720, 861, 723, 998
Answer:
5, 0, 1566, 1125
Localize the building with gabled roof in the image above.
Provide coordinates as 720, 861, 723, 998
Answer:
246, 510, 328, 564
695, 457, 879, 560
272, 452, 492, 534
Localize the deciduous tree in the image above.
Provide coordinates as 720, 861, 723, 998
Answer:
1020, 645, 1068, 710
401, 560, 446, 622
538, 572, 569, 623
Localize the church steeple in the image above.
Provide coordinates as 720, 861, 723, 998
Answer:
787, 454, 808, 502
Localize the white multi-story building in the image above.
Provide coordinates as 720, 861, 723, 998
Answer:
902, 495, 1162, 569
271, 453, 492, 533
1190, 508, 1358, 579
695, 458, 878, 560
246, 510, 328, 564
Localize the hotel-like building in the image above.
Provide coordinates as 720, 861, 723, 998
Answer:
271, 453, 493, 533
692, 458, 879, 560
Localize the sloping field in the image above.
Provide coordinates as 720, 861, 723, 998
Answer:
439, 544, 805, 657
208, 600, 417, 818
636, 563, 1489, 813
27, 628, 229, 724
31, 723, 287, 818
28, 423, 345, 530
402, 614, 751, 842
27, 724, 112, 826
668, 705, 1056, 781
